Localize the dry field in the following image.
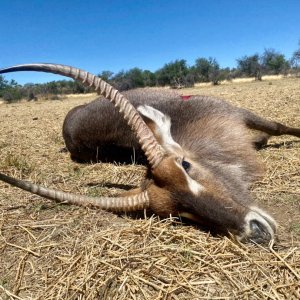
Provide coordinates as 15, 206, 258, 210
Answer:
0, 77, 299, 299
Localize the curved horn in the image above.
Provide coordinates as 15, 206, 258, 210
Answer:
0, 172, 149, 212
0, 63, 166, 168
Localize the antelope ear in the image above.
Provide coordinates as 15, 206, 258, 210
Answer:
137, 105, 183, 154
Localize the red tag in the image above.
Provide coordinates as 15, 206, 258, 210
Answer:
181, 95, 192, 100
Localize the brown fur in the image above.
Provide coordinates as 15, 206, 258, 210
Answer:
62, 89, 299, 241
63, 89, 299, 164
1, 65, 296, 243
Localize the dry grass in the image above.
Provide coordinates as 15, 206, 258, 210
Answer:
193, 74, 285, 87
0, 77, 300, 299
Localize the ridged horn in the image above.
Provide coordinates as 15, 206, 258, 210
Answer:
0, 172, 149, 212
0, 63, 166, 168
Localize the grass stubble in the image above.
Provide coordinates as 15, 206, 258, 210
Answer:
0, 77, 299, 299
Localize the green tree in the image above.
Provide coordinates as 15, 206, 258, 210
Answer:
126, 68, 145, 88
155, 59, 190, 88
47, 81, 60, 94
110, 68, 146, 91
142, 70, 156, 87
262, 49, 290, 75
193, 57, 224, 84
98, 70, 114, 82
236, 54, 262, 80
0, 75, 23, 102
1, 87, 23, 102
110, 70, 131, 91
72, 81, 86, 93
291, 40, 300, 68
0, 75, 9, 95
207, 58, 223, 85
194, 57, 212, 82
23, 83, 37, 101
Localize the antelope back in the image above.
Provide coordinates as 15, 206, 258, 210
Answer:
63, 89, 245, 164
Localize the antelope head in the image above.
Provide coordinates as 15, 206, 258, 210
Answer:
0, 64, 277, 244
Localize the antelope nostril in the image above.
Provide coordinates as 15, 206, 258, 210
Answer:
241, 209, 276, 244
250, 220, 263, 233
249, 220, 272, 243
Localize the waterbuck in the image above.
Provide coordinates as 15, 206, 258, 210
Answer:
0, 64, 299, 244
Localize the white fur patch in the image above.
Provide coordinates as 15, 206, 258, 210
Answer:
186, 174, 205, 195
137, 105, 182, 154
138, 105, 204, 195
179, 212, 199, 222
250, 206, 277, 230
173, 160, 205, 195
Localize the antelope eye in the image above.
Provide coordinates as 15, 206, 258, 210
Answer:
182, 160, 191, 172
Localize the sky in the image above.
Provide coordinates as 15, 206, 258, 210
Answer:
1, 0, 300, 85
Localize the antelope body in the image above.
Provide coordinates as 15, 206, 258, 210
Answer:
1, 64, 299, 245
63, 88, 299, 165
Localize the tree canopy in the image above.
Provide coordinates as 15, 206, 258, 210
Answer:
1, 42, 299, 102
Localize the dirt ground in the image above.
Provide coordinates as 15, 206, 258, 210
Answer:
0, 77, 299, 299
